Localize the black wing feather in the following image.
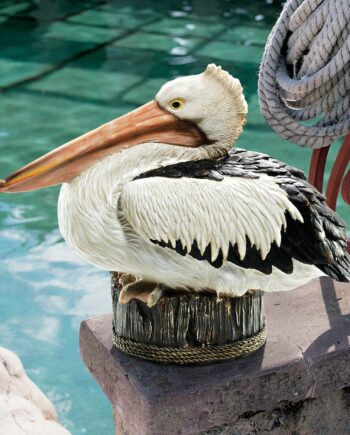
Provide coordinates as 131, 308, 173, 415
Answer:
138, 148, 350, 282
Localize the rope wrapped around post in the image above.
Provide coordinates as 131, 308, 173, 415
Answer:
259, 0, 350, 149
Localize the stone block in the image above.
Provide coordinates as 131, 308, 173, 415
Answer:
80, 277, 350, 434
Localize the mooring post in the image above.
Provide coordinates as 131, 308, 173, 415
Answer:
111, 273, 265, 365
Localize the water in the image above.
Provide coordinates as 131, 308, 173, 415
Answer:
0, 1, 348, 434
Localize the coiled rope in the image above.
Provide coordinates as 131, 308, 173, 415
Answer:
113, 325, 267, 365
258, 0, 350, 148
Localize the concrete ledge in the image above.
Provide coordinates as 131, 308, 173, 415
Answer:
80, 277, 350, 434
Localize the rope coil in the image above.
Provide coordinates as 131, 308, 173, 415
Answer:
259, 0, 350, 148
112, 325, 267, 365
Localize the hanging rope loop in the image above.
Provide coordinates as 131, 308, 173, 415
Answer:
259, 0, 350, 148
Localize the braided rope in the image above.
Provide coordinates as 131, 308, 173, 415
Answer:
112, 325, 267, 365
258, 0, 350, 148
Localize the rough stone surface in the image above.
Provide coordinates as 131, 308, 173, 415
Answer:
0, 347, 70, 435
201, 387, 350, 434
80, 277, 350, 434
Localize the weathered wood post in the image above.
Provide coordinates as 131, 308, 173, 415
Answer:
111, 273, 266, 365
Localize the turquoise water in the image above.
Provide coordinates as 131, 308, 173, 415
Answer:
0, 1, 349, 434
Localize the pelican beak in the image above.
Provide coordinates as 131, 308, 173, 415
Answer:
0, 100, 206, 193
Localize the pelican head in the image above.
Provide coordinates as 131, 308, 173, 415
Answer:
0, 64, 247, 193
156, 64, 247, 147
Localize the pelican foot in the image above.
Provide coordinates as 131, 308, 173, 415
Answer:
146, 284, 166, 307
117, 273, 165, 307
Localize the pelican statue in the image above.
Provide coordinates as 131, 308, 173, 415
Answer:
1, 64, 349, 306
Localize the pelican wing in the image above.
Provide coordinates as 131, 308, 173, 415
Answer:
119, 148, 350, 280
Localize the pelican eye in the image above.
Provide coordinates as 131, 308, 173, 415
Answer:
169, 99, 185, 110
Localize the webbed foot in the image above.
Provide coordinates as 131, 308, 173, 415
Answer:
117, 273, 165, 307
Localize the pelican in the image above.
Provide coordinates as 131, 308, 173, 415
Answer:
1, 64, 349, 305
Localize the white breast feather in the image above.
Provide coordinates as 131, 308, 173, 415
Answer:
120, 174, 303, 261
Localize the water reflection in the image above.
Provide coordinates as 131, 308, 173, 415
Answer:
24, 316, 61, 343
0, 226, 111, 433
3, 229, 111, 318
168, 54, 196, 65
